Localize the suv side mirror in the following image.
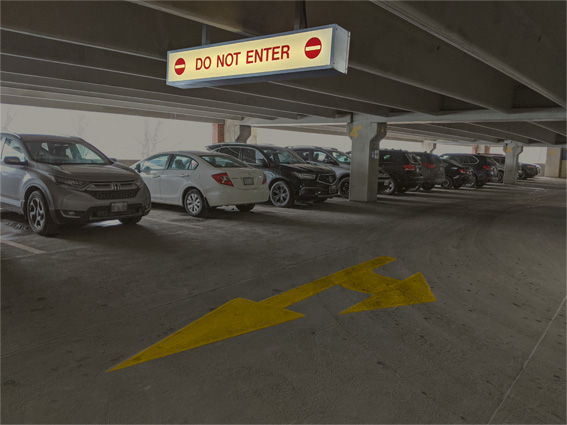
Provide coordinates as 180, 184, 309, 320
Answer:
4, 156, 27, 166
134, 163, 141, 172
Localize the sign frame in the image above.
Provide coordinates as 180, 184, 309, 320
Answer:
166, 24, 350, 89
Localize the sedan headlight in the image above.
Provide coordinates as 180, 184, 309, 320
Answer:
292, 172, 316, 180
50, 175, 89, 190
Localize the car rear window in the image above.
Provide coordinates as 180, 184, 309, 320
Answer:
200, 155, 248, 168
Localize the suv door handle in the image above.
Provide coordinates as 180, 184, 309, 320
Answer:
179, 174, 191, 177
152, 175, 161, 178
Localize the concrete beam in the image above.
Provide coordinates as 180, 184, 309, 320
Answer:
390, 124, 501, 144
531, 121, 567, 137
474, 122, 565, 145
428, 123, 532, 145
374, 1, 566, 107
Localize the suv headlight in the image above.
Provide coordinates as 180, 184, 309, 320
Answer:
134, 176, 145, 189
50, 175, 89, 190
292, 172, 316, 180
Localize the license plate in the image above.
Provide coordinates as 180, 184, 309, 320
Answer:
243, 177, 254, 185
329, 185, 337, 194
110, 201, 128, 212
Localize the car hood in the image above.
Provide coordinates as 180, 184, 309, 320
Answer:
38, 163, 137, 182
279, 163, 334, 174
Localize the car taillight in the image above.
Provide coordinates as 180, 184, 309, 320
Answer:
483, 165, 492, 170
459, 169, 468, 173
423, 163, 435, 169
403, 164, 415, 170
261, 172, 267, 185
212, 173, 233, 186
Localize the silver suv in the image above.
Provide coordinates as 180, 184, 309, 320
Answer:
0, 133, 151, 235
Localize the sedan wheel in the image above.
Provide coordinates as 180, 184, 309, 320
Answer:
270, 181, 294, 207
27, 191, 58, 236
236, 204, 255, 212
184, 189, 207, 217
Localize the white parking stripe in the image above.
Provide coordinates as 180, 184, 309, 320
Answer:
0, 239, 46, 254
144, 217, 202, 229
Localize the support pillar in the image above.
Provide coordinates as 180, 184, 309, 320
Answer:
422, 141, 437, 153
214, 120, 253, 144
473, 144, 490, 154
544, 147, 562, 177
347, 121, 387, 202
503, 141, 523, 184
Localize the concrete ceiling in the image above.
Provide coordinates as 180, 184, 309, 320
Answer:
0, 1, 565, 146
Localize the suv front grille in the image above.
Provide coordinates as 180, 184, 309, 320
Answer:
317, 174, 336, 184
85, 182, 139, 200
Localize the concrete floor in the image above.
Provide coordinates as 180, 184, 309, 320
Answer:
1, 178, 565, 424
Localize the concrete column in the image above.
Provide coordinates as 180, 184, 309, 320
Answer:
422, 141, 437, 152
217, 120, 253, 143
503, 141, 523, 184
544, 147, 562, 177
473, 144, 490, 154
347, 121, 387, 202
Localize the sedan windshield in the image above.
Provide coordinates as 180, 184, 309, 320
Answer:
201, 154, 248, 168
260, 147, 305, 165
24, 140, 110, 165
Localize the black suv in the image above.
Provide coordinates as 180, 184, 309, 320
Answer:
411, 152, 446, 191
206, 143, 337, 207
439, 153, 498, 187
377, 150, 423, 195
288, 146, 351, 198
440, 158, 474, 189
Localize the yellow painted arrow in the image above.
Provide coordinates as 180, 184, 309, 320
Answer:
108, 256, 435, 372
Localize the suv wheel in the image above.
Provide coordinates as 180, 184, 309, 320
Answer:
464, 174, 478, 188
27, 191, 58, 236
421, 182, 434, 191
441, 177, 453, 189
184, 189, 207, 217
338, 177, 350, 199
378, 177, 397, 195
270, 181, 294, 207
497, 171, 504, 183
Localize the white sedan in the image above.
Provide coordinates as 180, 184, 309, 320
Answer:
133, 151, 269, 217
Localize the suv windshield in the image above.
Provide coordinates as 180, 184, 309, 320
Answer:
24, 140, 109, 165
260, 147, 305, 165
330, 151, 351, 164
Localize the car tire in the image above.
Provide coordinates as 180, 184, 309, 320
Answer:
378, 176, 397, 195
270, 181, 295, 207
518, 169, 526, 180
184, 189, 208, 217
27, 190, 58, 236
236, 204, 255, 212
421, 182, 434, 191
397, 185, 409, 193
120, 216, 143, 225
338, 177, 350, 199
497, 171, 504, 183
453, 182, 463, 189
441, 177, 454, 189
464, 174, 478, 188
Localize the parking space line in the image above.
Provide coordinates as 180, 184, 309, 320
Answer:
0, 238, 46, 254
143, 217, 202, 229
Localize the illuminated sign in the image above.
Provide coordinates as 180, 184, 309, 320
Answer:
167, 25, 350, 88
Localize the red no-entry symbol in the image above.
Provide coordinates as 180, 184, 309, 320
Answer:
174, 58, 186, 75
304, 37, 322, 59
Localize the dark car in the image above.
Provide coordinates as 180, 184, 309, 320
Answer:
440, 158, 474, 189
410, 152, 446, 191
439, 153, 498, 187
206, 143, 337, 207
377, 149, 422, 195
288, 146, 351, 198
519, 163, 541, 179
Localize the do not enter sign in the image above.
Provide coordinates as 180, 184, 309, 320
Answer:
304, 37, 322, 59
174, 58, 186, 75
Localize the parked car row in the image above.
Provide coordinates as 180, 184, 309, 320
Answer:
0, 133, 541, 236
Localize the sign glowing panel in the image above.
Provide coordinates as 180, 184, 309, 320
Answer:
167, 25, 350, 89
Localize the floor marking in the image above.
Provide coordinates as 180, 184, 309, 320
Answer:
0, 238, 46, 254
143, 217, 202, 229
108, 256, 435, 372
